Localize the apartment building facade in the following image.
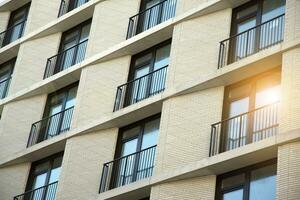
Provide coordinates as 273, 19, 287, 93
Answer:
0, 0, 299, 199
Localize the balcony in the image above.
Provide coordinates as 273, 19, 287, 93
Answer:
27, 107, 74, 147
209, 103, 279, 156
44, 39, 88, 79
0, 77, 11, 99
0, 20, 26, 48
14, 181, 58, 200
126, 0, 177, 39
99, 145, 157, 193
113, 66, 167, 111
218, 14, 285, 69
58, 0, 90, 17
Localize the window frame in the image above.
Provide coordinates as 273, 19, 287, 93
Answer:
215, 159, 277, 200
25, 152, 64, 192
114, 113, 161, 160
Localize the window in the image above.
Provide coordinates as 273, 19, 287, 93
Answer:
216, 160, 277, 200
28, 83, 78, 147
113, 115, 160, 187
222, 69, 280, 151
41, 83, 78, 139
127, 0, 177, 38
44, 20, 91, 79
24, 153, 63, 200
125, 40, 171, 106
0, 58, 15, 99
229, 0, 285, 62
57, 20, 91, 71
58, 0, 89, 17
2, 3, 30, 47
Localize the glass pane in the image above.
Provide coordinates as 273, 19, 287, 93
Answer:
236, 4, 258, 19
80, 23, 91, 42
135, 53, 152, 67
227, 98, 249, 150
122, 126, 141, 140
235, 18, 256, 60
31, 173, 48, 200
262, 0, 285, 22
223, 189, 244, 200
65, 87, 78, 109
222, 173, 245, 189
49, 167, 61, 183
141, 0, 161, 31
255, 85, 281, 108
141, 118, 160, 149
249, 164, 276, 200
117, 139, 138, 186
154, 44, 171, 70
131, 65, 150, 103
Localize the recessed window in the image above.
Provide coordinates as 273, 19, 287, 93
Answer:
216, 160, 277, 200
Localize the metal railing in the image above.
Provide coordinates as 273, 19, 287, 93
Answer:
14, 181, 58, 200
58, 0, 89, 17
126, 0, 177, 39
113, 66, 168, 111
0, 77, 11, 99
0, 20, 26, 48
44, 39, 88, 79
99, 145, 157, 193
27, 107, 74, 147
218, 14, 285, 69
209, 103, 279, 156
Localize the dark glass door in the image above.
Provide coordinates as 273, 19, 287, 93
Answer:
56, 21, 91, 72
40, 84, 78, 141
3, 3, 30, 46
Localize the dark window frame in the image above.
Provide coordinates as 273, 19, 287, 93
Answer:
114, 113, 161, 159
215, 159, 277, 200
3, 2, 31, 46
25, 152, 64, 192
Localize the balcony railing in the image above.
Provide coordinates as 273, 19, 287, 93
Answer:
58, 0, 89, 17
126, 0, 177, 39
113, 66, 168, 111
27, 107, 74, 147
44, 39, 88, 79
0, 77, 11, 99
14, 181, 58, 200
99, 145, 157, 193
218, 14, 285, 69
0, 20, 26, 48
209, 103, 279, 156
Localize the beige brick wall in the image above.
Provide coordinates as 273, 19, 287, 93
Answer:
155, 87, 224, 174
277, 141, 300, 200
86, 0, 140, 57
72, 56, 130, 128
0, 163, 30, 200
55, 128, 118, 200
0, 95, 47, 160
150, 175, 216, 200
279, 47, 300, 133
0, 11, 9, 33
284, 0, 300, 43
175, 0, 211, 15
167, 9, 232, 89
25, 0, 61, 34
9, 33, 61, 93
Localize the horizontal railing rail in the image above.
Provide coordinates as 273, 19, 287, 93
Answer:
113, 66, 168, 111
209, 102, 279, 156
44, 39, 88, 79
27, 107, 74, 147
0, 20, 26, 47
14, 181, 58, 200
99, 145, 157, 193
218, 14, 285, 69
0, 77, 11, 99
126, 0, 177, 39
58, 0, 90, 17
